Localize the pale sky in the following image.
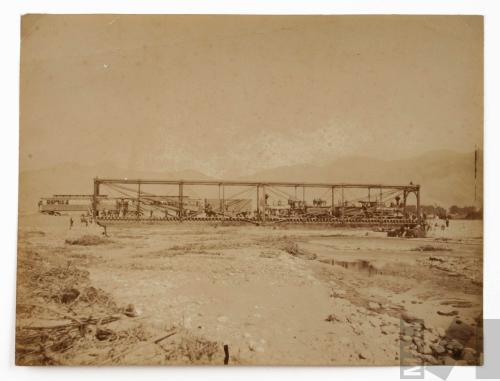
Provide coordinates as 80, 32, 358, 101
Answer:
20, 15, 483, 177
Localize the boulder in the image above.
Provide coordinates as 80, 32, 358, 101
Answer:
446, 318, 474, 345
420, 354, 439, 365
60, 288, 80, 304
124, 303, 140, 317
401, 312, 421, 324
462, 347, 477, 365
430, 344, 446, 355
446, 339, 464, 358
442, 356, 456, 365
421, 344, 433, 355
436, 327, 446, 338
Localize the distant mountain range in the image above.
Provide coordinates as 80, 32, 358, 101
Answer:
18, 150, 482, 213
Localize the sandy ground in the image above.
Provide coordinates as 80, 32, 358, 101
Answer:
16, 214, 483, 366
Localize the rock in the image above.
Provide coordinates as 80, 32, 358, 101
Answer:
217, 315, 228, 323
412, 321, 424, 331
436, 327, 446, 338
402, 335, 412, 342
248, 341, 256, 351
332, 289, 346, 297
430, 344, 446, 355
401, 312, 420, 324
368, 302, 380, 310
422, 344, 433, 355
325, 314, 340, 322
95, 328, 116, 341
60, 288, 80, 304
123, 303, 140, 317
446, 318, 474, 345
437, 310, 459, 316
414, 330, 423, 338
446, 339, 464, 358
420, 354, 439, 365
443, 356, 456, 365
423, 331, 439, 344
414, 340, 425, 353
462, 347, 477, 364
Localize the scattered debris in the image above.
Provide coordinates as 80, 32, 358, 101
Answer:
412, 245, 452, 252
283, 241, 317, 260
325, 314, 341, 323
65, 235, 111, 246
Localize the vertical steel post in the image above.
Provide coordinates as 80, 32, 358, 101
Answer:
222, 184, 225, 219
416, 186, 421, 220
256, 184, 260, 219
218, 184, 222, 214
403, 190, 407, 215
92, 178, 99, 218
262, 185, 266, 222
341, 185, 345, 218
179, 181, 184, 221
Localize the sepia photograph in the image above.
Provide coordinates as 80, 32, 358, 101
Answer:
16, 14, 483, 366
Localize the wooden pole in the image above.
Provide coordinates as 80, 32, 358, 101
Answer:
262, 185, 266, 222
256, 184, 260, 218
137, 182, 141, 220
222, 184, 225, 218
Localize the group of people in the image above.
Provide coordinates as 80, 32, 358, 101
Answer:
423, 215, 450, 232
68, 213, 93, 229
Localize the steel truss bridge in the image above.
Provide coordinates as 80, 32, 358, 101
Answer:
91, 178, 422, 227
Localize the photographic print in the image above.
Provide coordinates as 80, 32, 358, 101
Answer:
16, 15, 483, 366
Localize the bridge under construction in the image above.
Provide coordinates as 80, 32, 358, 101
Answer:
39, 177, 423, 227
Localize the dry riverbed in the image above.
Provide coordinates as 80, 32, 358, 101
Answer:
16, 214, 483, 366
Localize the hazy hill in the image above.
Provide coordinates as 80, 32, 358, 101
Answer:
242, 150, 483, 208
18, 150, 482, 213
18, 162, 211, 214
